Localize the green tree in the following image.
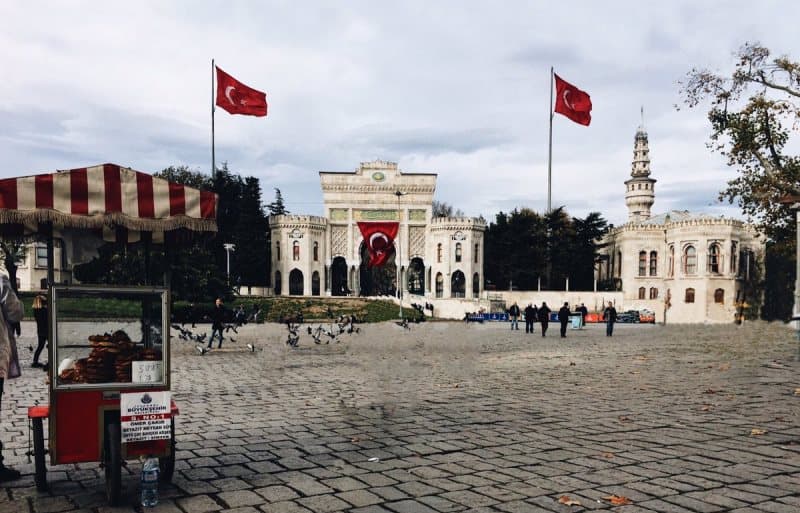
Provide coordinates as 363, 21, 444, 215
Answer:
267, 188, 289, 215
679, 42, 800, 319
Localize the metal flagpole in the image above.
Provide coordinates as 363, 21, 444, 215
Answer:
548, 66, 554, 213
211, 58, 216, 180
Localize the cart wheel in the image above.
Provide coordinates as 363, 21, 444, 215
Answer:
32, 418, 47, 492
104, 423, 122, 506
159, 420, 176, 483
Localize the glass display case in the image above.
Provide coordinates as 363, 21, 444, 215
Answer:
51, 286, 170, 390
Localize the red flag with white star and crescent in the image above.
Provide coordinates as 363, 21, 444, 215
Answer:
215, 66, 268, 117
357, 222, 399, 267
553, 73, 591, 126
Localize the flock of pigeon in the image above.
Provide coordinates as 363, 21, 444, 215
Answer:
169, 323, 255, 355
286, 315, 362, 347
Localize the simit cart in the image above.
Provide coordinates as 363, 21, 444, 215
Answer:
0, 164, 217, 505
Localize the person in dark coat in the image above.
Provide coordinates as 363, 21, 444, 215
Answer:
603, 301, 618, 337
32, 294, 48, 368
524, 303, 537, 334
578, 303, 588, 327
538, 302, 551, 337
507, 302, 520, 330
558, 302, 571, 338
207, 298, 227, 349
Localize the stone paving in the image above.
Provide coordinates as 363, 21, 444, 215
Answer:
2, 319, 800, 512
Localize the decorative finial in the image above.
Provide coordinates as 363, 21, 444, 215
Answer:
640, 106, 645, 128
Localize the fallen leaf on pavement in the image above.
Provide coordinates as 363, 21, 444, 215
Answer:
718, 363, 730, 371
750, 428, 767, 436
794, 388, 800, 396
351, 437, 361, 443
602, 495, 632, 505
618, 415, 631, 423
599, 452, 615, 459
701, 404, 713, 411
558, 495, 582, 506
703, 388, 718, 394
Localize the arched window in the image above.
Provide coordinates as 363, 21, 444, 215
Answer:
616, 251, 622, 277
474, 243, 479, 263
435, 273, 444, 298
714, 288, 724, 304
313, 242, 319, 262
638, 287, 646, 299
684, 245, 697, 275
472, 273, 480, 298
668, 245, 674, 277
276, 242, 281, 261
437, 243, 442, 263
649, 287, 658, 299
293, 241, 300, 261
649, 251, 658, 276
685, 288, 695, 303
730, 242, 738, 274
455, 243, 462, 263
638, 251, 647, 276
451, 271, 465, 298
708, 243, 721, 274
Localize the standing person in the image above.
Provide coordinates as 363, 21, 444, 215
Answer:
207, 298, 227, 349
558, 302, 571, 338
603, 301, 618, 337
0, 274, 23, 481
508, 302, 520, 330
538, 301, 551, 337
524, 303, 537, 334
32, 294, 48, 368
578, 303, 588, 327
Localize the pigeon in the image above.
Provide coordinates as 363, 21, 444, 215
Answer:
247, 344, 255, 352
196, 346, 207, 355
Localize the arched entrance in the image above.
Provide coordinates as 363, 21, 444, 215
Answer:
331, 257, 348, 296
472, 272, 480, 298
451, 270, 465, 298
289, 269, 304, 296
408, 257, 425, 295
312, 271, 320, 296
274, 271, 282, 295
359, 242, 396, 296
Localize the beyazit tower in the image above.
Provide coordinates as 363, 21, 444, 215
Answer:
596, 118, 763, 323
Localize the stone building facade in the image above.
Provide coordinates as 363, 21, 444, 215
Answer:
597, 125, 764, 323
269, 161, 486, 298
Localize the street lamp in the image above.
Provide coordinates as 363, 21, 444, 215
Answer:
223, 243, 236, 286
395, 190, 406, 320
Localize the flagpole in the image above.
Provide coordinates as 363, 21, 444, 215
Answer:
211, 58, 216, 180
547, 66, 553, 213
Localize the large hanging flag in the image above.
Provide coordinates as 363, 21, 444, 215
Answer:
553, 73, 592, 126
215, 66, 268, 117
357, 222, 399, 267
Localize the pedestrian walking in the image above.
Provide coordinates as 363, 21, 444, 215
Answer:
32, 294, 48, 368
558, 302, 571, 338
508, 302, 521, 330
603, 301, 618, 337
578, 303, 588, 327
207, 298, 227, 349
524, 303, 537, 333
0, 274, 23, 481
538, 302, 551, 337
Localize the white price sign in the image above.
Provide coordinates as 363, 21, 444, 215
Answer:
120, 391, 171, 443
132, 361, 163, 384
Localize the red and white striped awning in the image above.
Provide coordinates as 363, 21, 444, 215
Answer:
0, 163, 217, 236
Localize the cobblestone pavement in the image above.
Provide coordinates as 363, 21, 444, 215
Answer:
2, 320, 800, 512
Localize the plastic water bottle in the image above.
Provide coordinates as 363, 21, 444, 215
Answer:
140, 457, 159, 507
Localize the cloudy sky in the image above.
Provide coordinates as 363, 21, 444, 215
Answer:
1, 1, 797, 226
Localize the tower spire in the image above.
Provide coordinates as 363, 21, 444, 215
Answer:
625, 114, 656, 223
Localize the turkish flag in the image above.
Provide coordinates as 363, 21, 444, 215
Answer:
357, 222, 399, 267
215, 66, 268, 117
554, 73, 591, 126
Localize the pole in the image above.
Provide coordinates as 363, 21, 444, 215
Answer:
211, 58, 216, 179
548, 66, 554, 213
396, 190, 403, 320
